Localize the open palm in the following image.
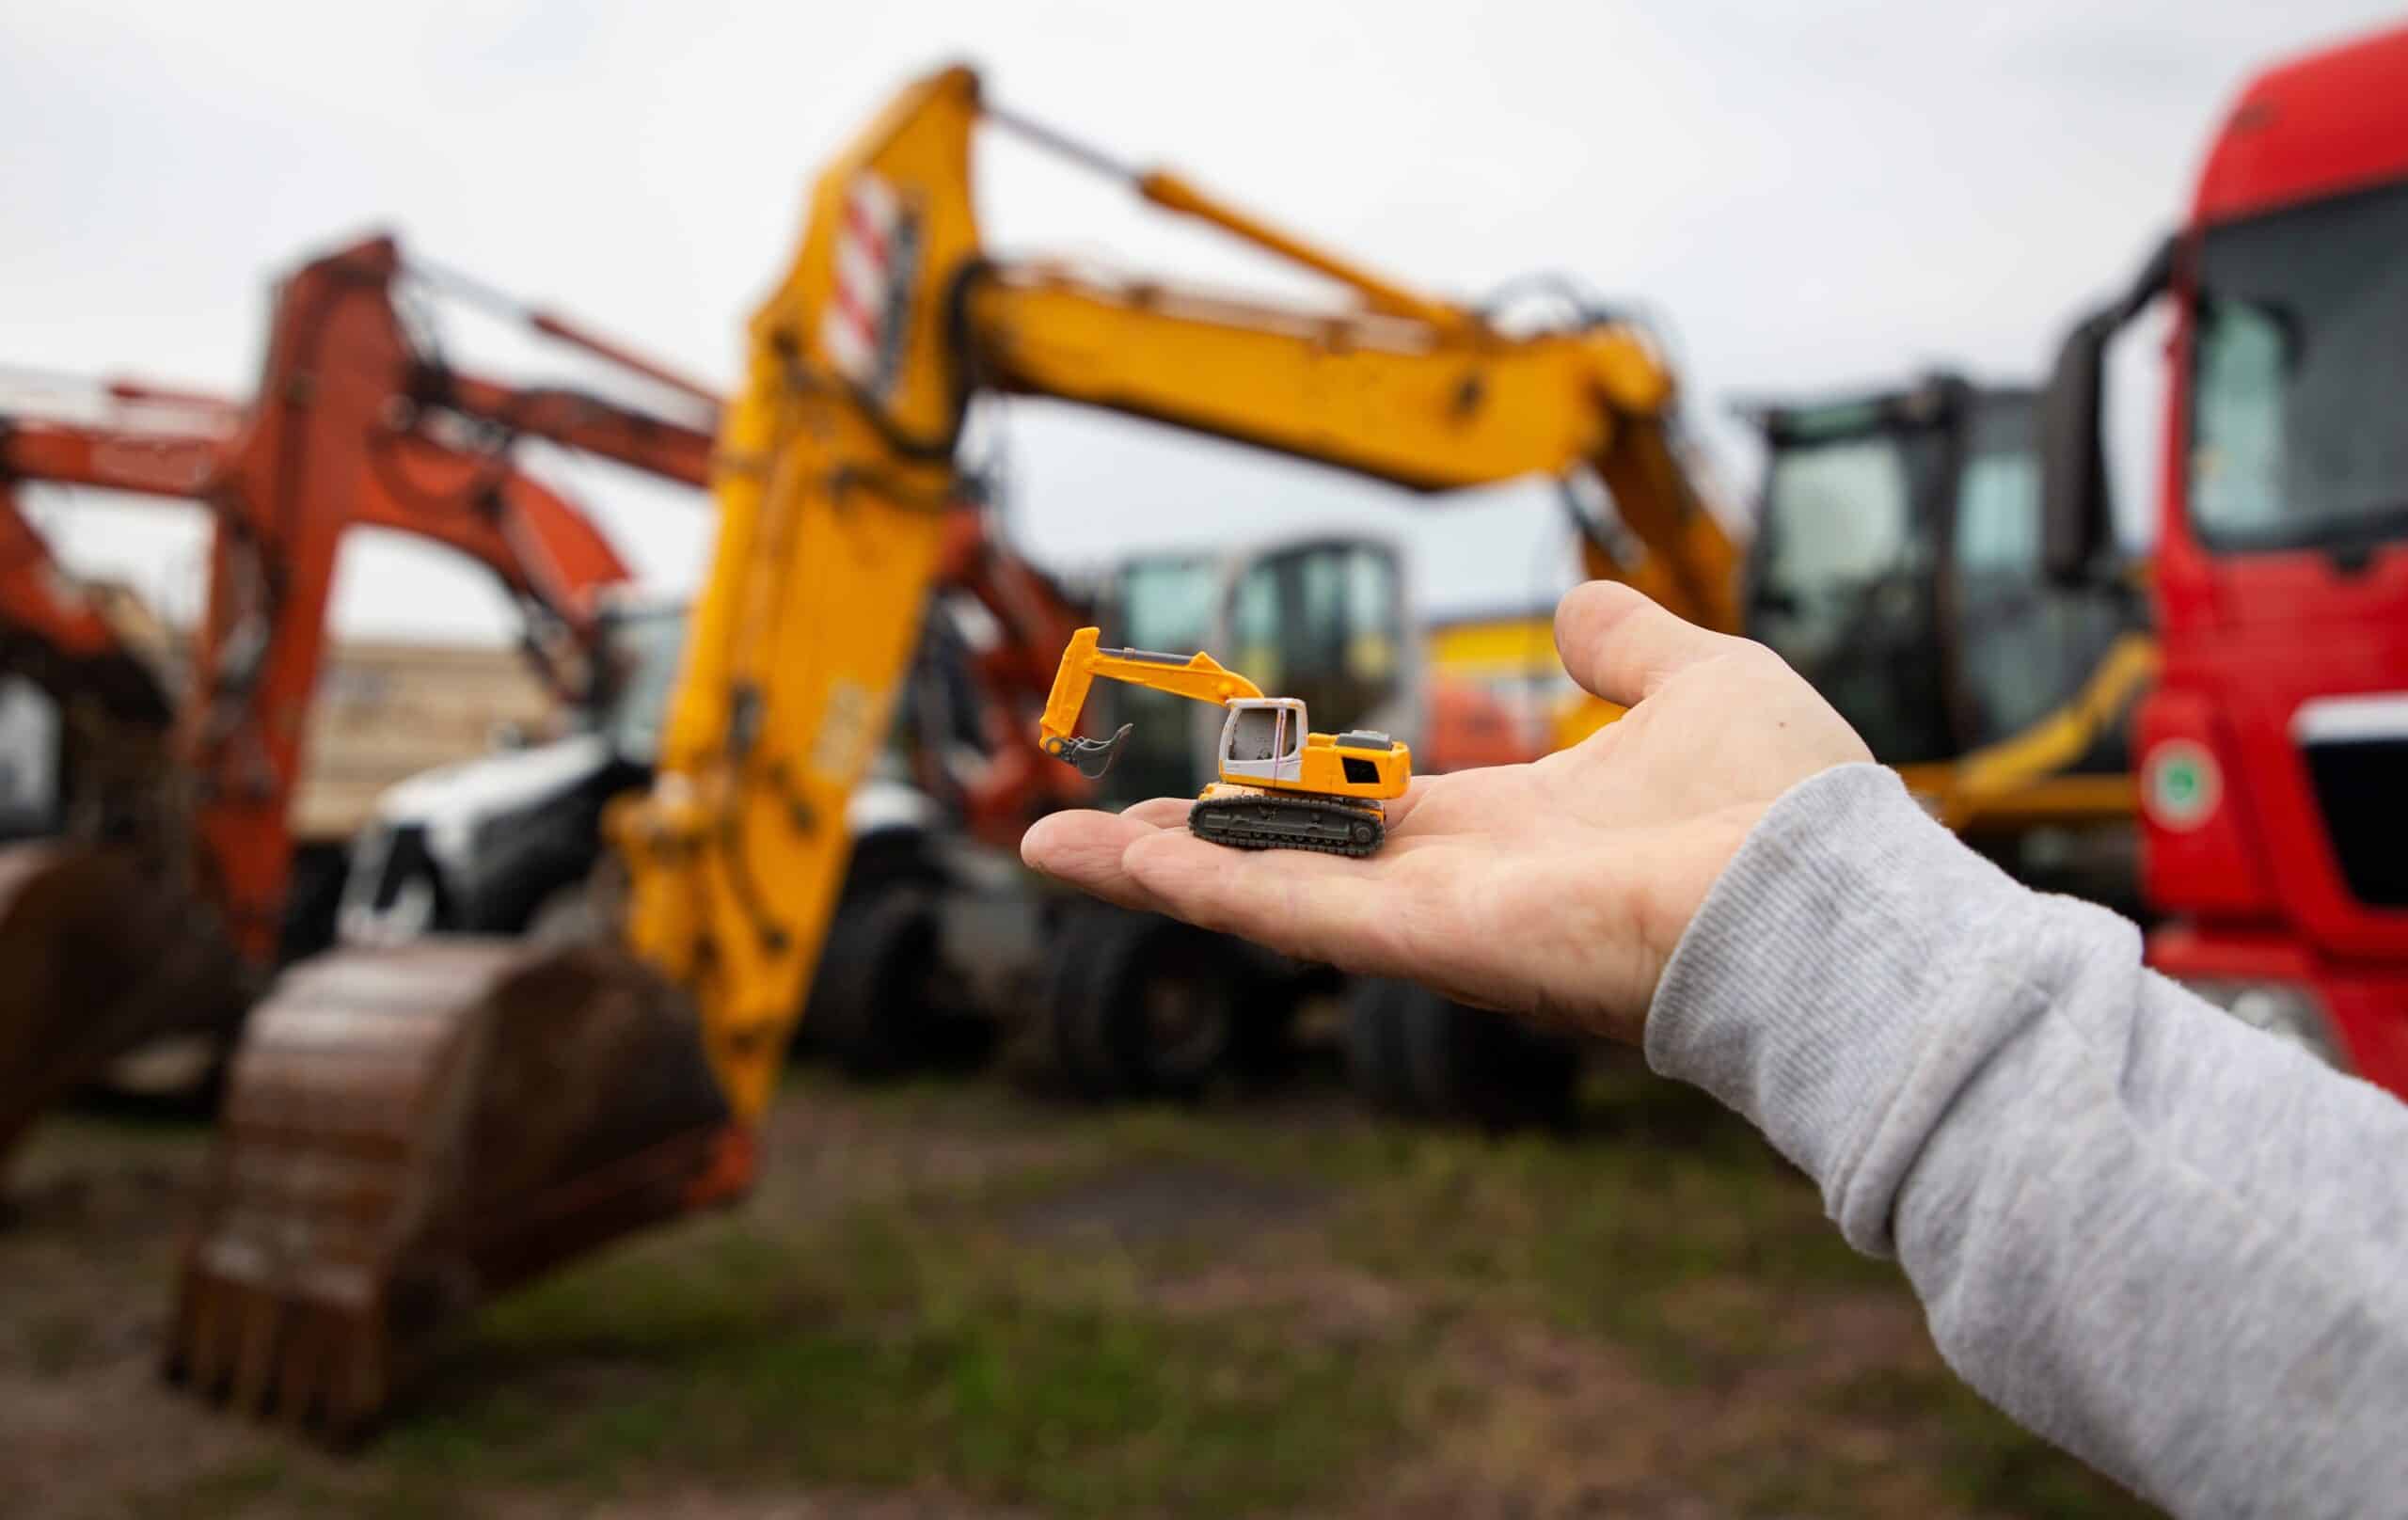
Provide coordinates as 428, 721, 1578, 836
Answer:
1021, 581, 1870, 1044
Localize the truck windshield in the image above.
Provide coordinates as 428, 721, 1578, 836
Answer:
590, 607, 689, 762
2191, 176, 2408, 552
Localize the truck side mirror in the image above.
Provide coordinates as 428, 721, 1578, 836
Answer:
2039, 233, 2176, 586
2039, 307, 2115, 586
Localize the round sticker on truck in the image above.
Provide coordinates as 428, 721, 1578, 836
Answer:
2143, 738, 2221, 831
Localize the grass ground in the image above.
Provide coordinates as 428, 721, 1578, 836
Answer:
0, 1058, 2156, 1518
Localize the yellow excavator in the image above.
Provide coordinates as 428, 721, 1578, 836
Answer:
165, 63, 1737, 1435
1038, 626, 1412, 857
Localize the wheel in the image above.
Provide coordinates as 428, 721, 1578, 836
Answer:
1344, 977, 1424, 1116
1365, 980, 1580, 1130
1039, 906, 1131, 1100
276, 843, 351, 962
807, 888, 943, 1079
1042, 907, 1241, 1101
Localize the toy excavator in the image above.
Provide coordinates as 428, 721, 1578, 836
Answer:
1040, 626, 1408, 856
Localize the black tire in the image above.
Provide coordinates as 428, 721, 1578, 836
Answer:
1039, 906, 1130, 1100
807, 888, 943, 1080
1043, 907, 1240, 1101
1344, 977, 1425, 1116
277, 843, 351, 962
1368, 980, 1580, 1130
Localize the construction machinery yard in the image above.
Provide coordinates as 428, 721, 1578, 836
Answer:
8, 5, 2408, 1514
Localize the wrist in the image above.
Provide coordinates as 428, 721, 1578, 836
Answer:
1614, 800, 1770, 1041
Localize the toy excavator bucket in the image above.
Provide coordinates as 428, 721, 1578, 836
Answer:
0, 841, 249, 1180
1045, 722, 1133, 780
165, 940, 746, 1441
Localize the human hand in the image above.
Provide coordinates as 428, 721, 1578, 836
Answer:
1019, 581, 1870, 1044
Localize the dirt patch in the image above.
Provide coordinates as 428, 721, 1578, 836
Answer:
1009, 1160, 1325, 1246
487, 1483, 1030, 1519
746, 1079, 1096, 1225
1150, 1260, 1415, 1345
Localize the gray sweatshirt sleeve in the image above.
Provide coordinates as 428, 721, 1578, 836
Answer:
1647, 763, 2408, 1519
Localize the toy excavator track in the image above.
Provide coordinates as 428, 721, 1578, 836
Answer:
164, 940, 747, 1442
0, 842, 249, 1183
1188, 786, 1385, 857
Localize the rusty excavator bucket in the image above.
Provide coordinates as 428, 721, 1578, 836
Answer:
0, 842, 250, 1180
165, 941, 747, 1441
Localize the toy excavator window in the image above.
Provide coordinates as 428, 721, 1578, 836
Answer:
1229, 705, 1299, 762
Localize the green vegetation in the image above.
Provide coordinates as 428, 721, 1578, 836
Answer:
5, 1070, 2154, 1518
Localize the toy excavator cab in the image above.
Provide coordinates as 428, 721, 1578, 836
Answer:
1218, 698, 1307, 781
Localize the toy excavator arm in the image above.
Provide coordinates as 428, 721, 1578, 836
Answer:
1036, 625, 1262, 779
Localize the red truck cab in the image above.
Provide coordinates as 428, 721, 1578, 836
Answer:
2047, 24, 2408, 1090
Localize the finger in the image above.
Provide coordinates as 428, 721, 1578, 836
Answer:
1119, 796, 1196, 829
1554, 579, 1746, 707
1118, 830, 1402, 972
1020, 810, 1178, 915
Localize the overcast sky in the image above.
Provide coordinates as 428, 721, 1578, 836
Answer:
3, 2, 2397, 641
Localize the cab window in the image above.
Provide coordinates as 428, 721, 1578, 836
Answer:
1228, 705, 1298, 761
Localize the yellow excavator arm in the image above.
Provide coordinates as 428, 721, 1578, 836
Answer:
1037, 625, 1264, 778
618, 61, 1745, 1129
968, 264, 1736, 630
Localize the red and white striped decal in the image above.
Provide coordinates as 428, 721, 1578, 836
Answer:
820, 171, 905, 388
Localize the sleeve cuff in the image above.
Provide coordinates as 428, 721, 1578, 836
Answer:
1642, 763, 2060, 1250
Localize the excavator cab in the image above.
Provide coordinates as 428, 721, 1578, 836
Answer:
1741, 372, 2149, 903
1744, 372, 2140, 779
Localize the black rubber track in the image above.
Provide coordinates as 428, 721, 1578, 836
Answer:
1187, 795, 1384, 857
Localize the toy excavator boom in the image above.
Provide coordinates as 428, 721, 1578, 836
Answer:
1038, 626, 1261, 778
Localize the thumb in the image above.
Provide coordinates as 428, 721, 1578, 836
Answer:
1553, 580, 1744, 708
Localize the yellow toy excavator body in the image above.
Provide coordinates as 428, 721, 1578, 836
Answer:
1040, 626, 1409, 857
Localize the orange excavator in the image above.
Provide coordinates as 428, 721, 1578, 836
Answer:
156, 65, 1735, 1438
0, 388, 214, 840
0, 229, 1093, 1152
0, 384, 223, 736
0, 234, 732, 1180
